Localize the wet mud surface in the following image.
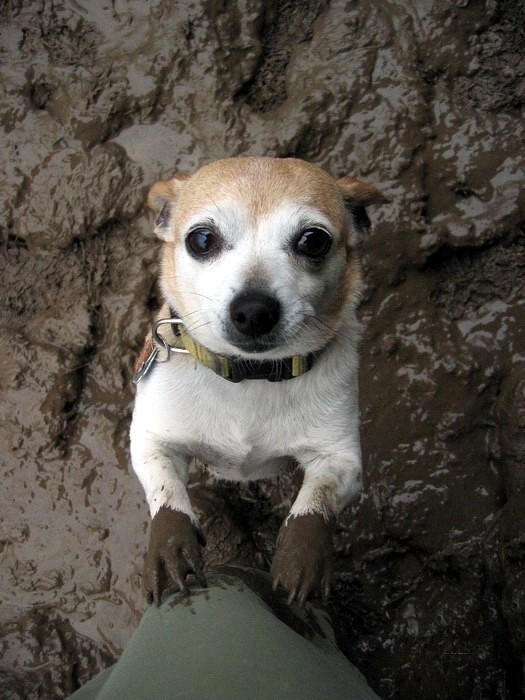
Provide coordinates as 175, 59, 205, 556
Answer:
1, 1, 524, 697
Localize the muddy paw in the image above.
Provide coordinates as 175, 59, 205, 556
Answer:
143, 506, 207, 606
271, 513, 334, 606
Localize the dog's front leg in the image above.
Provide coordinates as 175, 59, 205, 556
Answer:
131, 435, 207, 604
271, 453, 362, 606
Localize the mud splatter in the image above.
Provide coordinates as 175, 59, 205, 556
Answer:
0, 1, 523, 698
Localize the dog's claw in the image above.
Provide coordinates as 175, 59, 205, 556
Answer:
182, 546, 207, 588
322, 573, 332, 606
298, 587, 308, 608
165, 559, 190, 596
271, 513, 334, 606
143, 507, 206, 605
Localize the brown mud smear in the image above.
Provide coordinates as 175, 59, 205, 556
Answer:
1, 1, 524, 698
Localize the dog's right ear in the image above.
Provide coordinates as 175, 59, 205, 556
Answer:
147, 174, 190, 241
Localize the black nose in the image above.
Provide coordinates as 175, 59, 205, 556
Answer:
229, 292, 281, 337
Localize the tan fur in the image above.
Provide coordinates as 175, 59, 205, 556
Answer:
147, 157, 386, 244
148, 173, 190, 212
336, 176, 391, 206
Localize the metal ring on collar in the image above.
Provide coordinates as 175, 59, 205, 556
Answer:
152, 318, 191, 362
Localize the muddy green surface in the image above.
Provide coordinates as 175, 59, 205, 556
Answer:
71, 570, 380, 700
1, 1, 524, 698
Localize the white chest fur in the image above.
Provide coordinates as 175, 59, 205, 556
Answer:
130, 319, 363, 520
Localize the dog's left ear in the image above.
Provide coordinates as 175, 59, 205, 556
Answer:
337, 177, 390, 241
147, 173, 191, 241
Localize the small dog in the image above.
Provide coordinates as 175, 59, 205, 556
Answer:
130, 157, 388, 606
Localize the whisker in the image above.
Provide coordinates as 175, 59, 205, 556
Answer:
170, 280, 215, 303
184, 319, 212, 336
177, 309, 202, 322
305, 314, 353, 344
294, 320, 327, 350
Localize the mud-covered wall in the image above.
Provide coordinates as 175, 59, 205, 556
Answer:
1, 1, 524, 698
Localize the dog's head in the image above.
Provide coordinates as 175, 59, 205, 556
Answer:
148, 157, 388, 358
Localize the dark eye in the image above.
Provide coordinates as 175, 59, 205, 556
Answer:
294, 228, 332, 260
186, 228, 220, 257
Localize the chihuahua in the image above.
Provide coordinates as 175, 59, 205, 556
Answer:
130, 157, 388, 606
